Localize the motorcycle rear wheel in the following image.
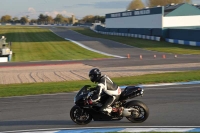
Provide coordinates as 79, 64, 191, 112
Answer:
125, 100, 149, 123
70, 105, 92, 125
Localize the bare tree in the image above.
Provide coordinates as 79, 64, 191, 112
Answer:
147, 0, 192, 7
127, 0, 145, 10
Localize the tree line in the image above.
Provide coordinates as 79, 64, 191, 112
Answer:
127, 0, 192, 10
0, 14, 71, 24
0, 14, 105, 24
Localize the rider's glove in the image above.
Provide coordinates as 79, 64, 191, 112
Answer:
88, 98, 93, 105
85, 98, 93, 105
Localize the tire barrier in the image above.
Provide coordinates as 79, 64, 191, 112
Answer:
90, 28, 161, 42
166, 38, 200, 47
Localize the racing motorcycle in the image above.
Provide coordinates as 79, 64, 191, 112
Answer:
70, 85, 149, 125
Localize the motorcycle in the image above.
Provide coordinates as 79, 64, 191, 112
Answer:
70, 85, 149, 125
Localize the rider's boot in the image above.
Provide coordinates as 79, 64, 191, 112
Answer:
102, 106, 112, 116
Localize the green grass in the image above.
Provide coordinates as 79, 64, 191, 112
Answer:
71, 27, 200, 54
0, 70, 200, 97
0, 26, 109, 62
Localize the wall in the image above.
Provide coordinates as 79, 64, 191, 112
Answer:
95, 25, 105, 31
166, 29, 200, 42
106, 14, 163, 29
105, 7, 163, 29
163, 15, 200, 28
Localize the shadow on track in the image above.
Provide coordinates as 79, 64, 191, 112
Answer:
0, 120, 74, 126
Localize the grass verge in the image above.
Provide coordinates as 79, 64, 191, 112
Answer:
71, 27, 200, 54
0, 70, 200, 97
0, 26, 109, 62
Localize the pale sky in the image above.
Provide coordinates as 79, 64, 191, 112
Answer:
0, 0, 200, 19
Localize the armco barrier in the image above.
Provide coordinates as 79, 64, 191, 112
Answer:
166, 38, 200, 47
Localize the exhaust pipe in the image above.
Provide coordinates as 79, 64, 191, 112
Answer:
122, 108, 138, 117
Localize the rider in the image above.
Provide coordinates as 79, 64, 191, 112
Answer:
88, 68, 121, 115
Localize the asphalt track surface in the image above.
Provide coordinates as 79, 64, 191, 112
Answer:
0, 84, 200, 132
0, 26, 200, 132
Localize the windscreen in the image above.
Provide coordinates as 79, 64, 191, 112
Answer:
75, 85, 91, 98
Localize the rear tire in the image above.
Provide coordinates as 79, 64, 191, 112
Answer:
70, 105, 92, 125
125, 100, 149, 123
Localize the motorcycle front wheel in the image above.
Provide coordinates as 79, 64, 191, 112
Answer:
70, 105, 92, 125
125, 100, 149, 123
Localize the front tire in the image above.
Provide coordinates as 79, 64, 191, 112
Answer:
70, 105, 92, 125
125, 100, 149, 123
